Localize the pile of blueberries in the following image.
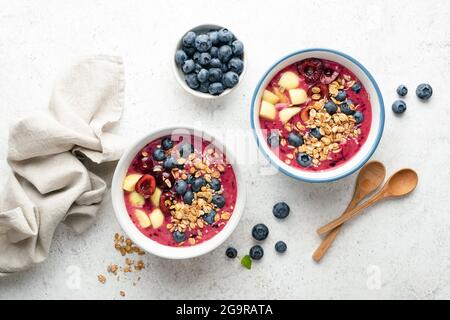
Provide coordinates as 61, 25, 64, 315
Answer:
392, 83, 433, 114
225, 202, 290, 263
175, 28, 244, 95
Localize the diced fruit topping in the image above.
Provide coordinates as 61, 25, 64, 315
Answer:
150, 187, 162, 207
262, 90, 280, 105
134, 209, 151, 228
297, 58, 323, 84
392, 100, 407, 114
396, 85, 408, 97
259, 100, 276, 121
252, 223, 269, 241
416, 83, 433, 100
122, 174, 143, 192
278, 71, 300, 90
129, 191, 145, 207
287, 132, 304, 147
272, 202, 290, 219
249, 245, 264, 260
267, 132, 280, 148
149, 208, 164, 229
296, 153, 312, 167
275, 241, 287, 253
226, 247, 238, 258
135, 174, 156, 198
288, 88, 308, 105
279, 107, 301, 124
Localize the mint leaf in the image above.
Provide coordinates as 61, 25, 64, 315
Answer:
241, 255, 252, 269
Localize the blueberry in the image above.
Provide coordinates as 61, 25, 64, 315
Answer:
182, 31, 196, 48
192, 177, 206, 192
336, 90, 347, 101
194, 63, 202, 73
228, 57, 244, 75
185, 174, 194, 185
174, 179, 188, 195
182, 59, 195, 74
275, 241, 287, 253
231, 40, 244, 55
175, 50, 188, 66
353, 111, 364, 124
163, 156, 177, 170
340, 102, 355, 115
252, 223, 269, 241
351, 82, 362, 93
199, 81, 210, 93
210, 46, 219, 58
392, 100, 407, 114
287, 132, 304, 147
203, 209, 216, 225
397, 85, 408, 97
416, 83, 433, 100
209, 178, 221, 191
209, 82, 224, 95
209, 58, 222, 68
182, 46, 196, 57
194, 34, 212, 52
267, 132, 280, 148
218, 45, 233, 62
212, 194, 226, 208
173, 231, 186, 243
152, 148, 166, 161
310, 127, 322, 139
208, 68, 223, 82
180, 143, 194, 158
161, 137, 174, 150
185, 73, 199, 89
218, 28, 234, 44
325, 101, 337, 115
193, 51, 200, 62
208, 31, 219, 45
183, 190, 194, 205
225, 247, 237, 258
198, 52, 211, 66
296, 153, 312, 167
249, 245, 264, 260
220, 63, 229, 73
222, 71, 239, 88
197, 69, 209, 83
272, 202, 290, 219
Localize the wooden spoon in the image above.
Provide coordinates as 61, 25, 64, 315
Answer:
312, 161, 386, 262
317, 168, 418, 235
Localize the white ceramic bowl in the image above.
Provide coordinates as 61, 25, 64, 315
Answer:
111, 126, 246, 259
173, 24, 247, 99
251, 48, 385, 183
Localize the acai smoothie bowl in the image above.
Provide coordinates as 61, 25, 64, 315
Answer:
251, 49, 385, 183
111, 127, 245, 259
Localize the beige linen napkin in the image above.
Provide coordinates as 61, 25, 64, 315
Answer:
0, 55, 125, 275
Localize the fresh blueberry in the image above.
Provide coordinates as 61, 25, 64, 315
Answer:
252, 223, 269, 241
182, 31, 196, 47
185, 174, 194, 185
163, 156, 177, 170
392, 100, 407, 114
194, 34, 212, 52
275, 241, 287, 253
228, 57, 244, 74
340, 102, 355, 115
180, 143, 194, 158
310, 127, 322, 139
175, 50, 188, 66
212, 194, 226, 208
182, 46, 196, 57
193, 51, 201, 62
396, 85, 408, 97
220, 63, 229, 73
353, 111, 364, 124
225, 247, 237, 259
208, 68, 223, 82
325, 101, 337, 115
208, 31, 219, 45
336, 90, 347, 101
198, 52, 211, 66
210, 46, 219, 58
209, 82, 224, 95
203, 209, 216, 225
209, 58, 222, 68
161, 137, 174, 150
351, 82, 362, 93
249, 245, 264, 260
287, 132, 304, 147
173, 231, 186, 243
222, 71, 239, 88
174, 180, 188, 195
416, 83, 433, 100
231, 40, 244, 55
183, 190, 194, 205
267, 132, 280, 148
218, 28, 234, 44
194, 63, 202, 73
185, 73, 199, 89
182, 59, 195, 74
296, 153, 312, 167
197, 69, 209, 83
192, 177, 206, 192
199, 81, 210, 93
152, 148, 166, 161
218, 45, 233, 62
209, 178, 221, 191
272, 202, 290, 219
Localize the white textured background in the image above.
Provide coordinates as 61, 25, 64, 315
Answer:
0, 0, 449, 300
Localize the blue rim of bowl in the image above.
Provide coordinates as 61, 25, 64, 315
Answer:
250, 48, 385, 183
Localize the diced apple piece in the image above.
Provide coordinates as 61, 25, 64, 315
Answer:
263, 90, 280, 104
150, 208, 164, 229
259, 100, 276, 121
135, 209, 151, 228
122, 174, 142, 192
278, 71, 300, 90
150, 187, 162, 207
129, 191, 145, 207
289, 89, 307, 105
279, 107, 301, 124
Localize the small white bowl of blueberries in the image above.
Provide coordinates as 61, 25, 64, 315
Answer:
173, 24, 246, 98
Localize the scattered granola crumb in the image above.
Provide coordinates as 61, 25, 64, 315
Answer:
97, 274, 107, 284
120, 290, 126, 297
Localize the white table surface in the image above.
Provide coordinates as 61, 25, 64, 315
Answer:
0, 0, 449, 300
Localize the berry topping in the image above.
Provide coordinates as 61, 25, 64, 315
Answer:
152, 148, 166, 161
174, 179, 188, 195
324, 101, 338, 115
320, 63, 340, 84
192, 177, 206, 192
287, 132, 304, 147
183, 190, 194, 205
297, 58, 323, 84
351, 82, 362, 93
173, 231, 186, 243
310, 127, 322, 139
135, 174, 156, 198
154, 169, 175, 190
163, 156, 177, 170
212, 194, 226, 208
339, 102, 355, 115
159, 191, 175, 215
203, 209, 216, 225
353, 111, 364, 124
161, 137, 174, 150
209, 178, 221, 191
336, 90, 347, 101
296, 152, 312, 167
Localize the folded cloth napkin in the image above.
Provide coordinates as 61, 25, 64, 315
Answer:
0, 55, 125, 275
